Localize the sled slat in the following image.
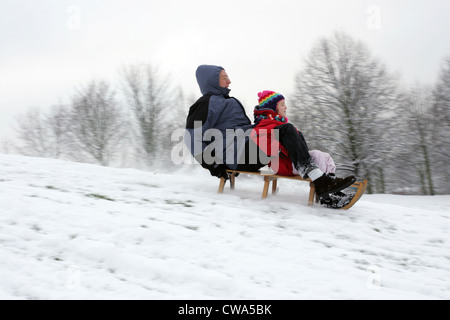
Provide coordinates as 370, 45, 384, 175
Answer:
218, 170, 315, 205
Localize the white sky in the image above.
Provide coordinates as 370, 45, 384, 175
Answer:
1, 0, 450, 143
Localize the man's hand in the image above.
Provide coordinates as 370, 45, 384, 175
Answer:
209, 164, 230, 180
193, 154, 230, 180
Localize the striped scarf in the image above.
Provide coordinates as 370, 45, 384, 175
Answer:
254, 112, 287, 125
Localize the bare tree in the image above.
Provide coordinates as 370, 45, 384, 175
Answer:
44, 103, 71, 159
119, 64, 175, 167
395, 85, 436, 195
14, 105, 70, 159
432, 56, 450, 193
67, 80, 127, 166
14, 107, 53, 157
160, 86, 189, 167
292, 32, 400, 192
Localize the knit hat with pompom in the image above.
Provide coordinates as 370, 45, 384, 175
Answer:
257, 90, 285, 111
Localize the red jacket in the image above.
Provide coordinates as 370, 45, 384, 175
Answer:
250, 109, 295, 176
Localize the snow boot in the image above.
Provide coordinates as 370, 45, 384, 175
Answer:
313, 173, 357, 200
320, 191, 354, 209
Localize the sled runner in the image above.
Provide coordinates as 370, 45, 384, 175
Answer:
339, 179, 367, 210
219, 170, 315, 204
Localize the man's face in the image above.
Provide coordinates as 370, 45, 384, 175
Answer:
219, 70, 231, 88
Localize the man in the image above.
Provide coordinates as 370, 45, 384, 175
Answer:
185, 65, 356, 201
185, 65, 261, 178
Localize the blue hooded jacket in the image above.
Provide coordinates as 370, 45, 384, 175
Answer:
185, 65, 254, 171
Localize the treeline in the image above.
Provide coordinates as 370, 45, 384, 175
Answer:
9, 32, 450, 194
12, 64, 189, 170
290, 32, 449, 195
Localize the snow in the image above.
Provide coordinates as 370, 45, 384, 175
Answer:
0, 153, 449, 300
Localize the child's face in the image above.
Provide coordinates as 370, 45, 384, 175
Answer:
276, 99, 287, 118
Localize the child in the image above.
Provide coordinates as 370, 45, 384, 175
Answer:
251, 90, 352, 208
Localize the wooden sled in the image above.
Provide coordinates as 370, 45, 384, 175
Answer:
218, 170, 367, 210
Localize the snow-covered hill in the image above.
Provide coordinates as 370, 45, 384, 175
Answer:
0, 154, 449, 300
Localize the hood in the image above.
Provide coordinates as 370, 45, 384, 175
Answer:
196, 65, 231, 96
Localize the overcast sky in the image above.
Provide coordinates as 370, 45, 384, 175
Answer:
1, 0, 449, 143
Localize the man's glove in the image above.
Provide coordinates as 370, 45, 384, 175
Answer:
195, 155, 230, 180
208, 164, 230, 180
194, 154, 230, 180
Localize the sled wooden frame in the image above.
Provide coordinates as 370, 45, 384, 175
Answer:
218, 170, 317, 206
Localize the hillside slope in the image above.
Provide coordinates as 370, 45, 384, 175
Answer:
0, 154, 449, 299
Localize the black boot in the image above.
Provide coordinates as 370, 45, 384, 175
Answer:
314, 173, 356, 200
320, 191, 354, 209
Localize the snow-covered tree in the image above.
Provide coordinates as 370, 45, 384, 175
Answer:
14, 108, 54, 158
119, 64, 176, 167
432, 56, 450, 194
395, 85, 436, 195
67, 80, 127, 166
291, 32, 401, 193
